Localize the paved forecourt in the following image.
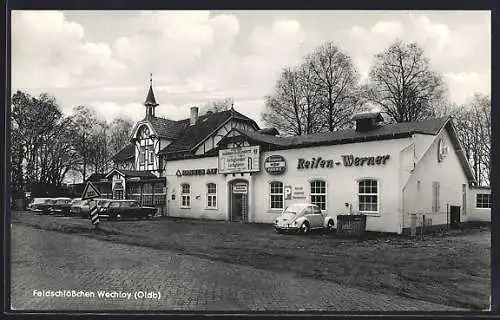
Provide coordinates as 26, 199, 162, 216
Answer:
10, 224, 462, 312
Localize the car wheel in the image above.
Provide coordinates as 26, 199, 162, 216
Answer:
115, 214, 122, 221
300, 222, 310, 234
326, 220, 335, 232
274, 227, 282, 234
147, 213, 153, 220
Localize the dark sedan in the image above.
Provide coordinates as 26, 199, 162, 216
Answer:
99, 200, 156, 221
50, 197, 72, 215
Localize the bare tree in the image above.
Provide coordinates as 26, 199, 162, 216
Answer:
199, 97, 234, 115
367, 40, 446, 123
307, 42, 361, 131
108, 117, 134, 156
262, 67, 305, 136
444, 94, 491, 186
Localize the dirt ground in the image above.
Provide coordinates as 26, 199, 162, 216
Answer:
11, 212, 491, 310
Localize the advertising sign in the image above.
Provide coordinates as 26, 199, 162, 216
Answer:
233, 183, 248, 194
218, 146, 260, 174
264, 155, 287, 175
284, 186, 292, 200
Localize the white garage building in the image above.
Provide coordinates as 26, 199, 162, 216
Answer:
110, 82, 491, 234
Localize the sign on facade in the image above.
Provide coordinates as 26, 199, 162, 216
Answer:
264, 155, 287, 175
284, 186, 292, 200
233, 183, 248, 194
218, 146, 260, 174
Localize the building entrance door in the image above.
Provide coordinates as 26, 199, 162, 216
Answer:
450, 205, 461, 229
230, 181, 248, 222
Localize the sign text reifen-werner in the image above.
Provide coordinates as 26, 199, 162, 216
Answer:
297, 154, 390, 169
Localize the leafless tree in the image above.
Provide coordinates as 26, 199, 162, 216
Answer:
367, 40, 446, 123
262, 42, 360, 135
307, 42, 361, 131
262, 67, 305, 136
108, 117, 134, 156
199, 97, 234, 115
450, 94, 491, 186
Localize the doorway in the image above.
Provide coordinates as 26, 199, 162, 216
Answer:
229, 180, 248, 222
450, 205, 461, 229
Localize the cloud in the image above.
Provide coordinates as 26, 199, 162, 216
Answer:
340, 12, 490, 100
12, 11, 127, 90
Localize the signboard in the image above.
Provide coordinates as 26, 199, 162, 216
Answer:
284, 186, 292, 200
233, 183, 248, 194
81, 182, 101, 200
175, 168, 218, 177
437, 139, 448, 162
264, 155, 287, 175
218, 146, 260, 174
296, 154, 390, 170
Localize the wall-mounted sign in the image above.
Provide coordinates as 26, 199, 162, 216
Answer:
437, 139, 448, 163
292, 186, 307, 199
233, 183, 248, 194
297, 154, 390, 170
175, 168, 218, 177
284, 186, 292, 200
218, 146, 260, 174
264, 155, 287, 175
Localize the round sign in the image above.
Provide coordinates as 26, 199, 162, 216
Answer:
264, 155, 287, 175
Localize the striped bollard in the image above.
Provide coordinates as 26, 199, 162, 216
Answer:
90, 205, 100, 229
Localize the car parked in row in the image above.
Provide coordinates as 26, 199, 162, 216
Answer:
29, 198, 54, 214
273, 203, 336, 234
99, 200, 156, 221
50, 197, 72, 215
71, 198, 112, 218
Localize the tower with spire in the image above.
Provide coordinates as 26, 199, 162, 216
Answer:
144, 73, 159, 118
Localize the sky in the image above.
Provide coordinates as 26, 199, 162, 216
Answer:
11, 10, 491, 127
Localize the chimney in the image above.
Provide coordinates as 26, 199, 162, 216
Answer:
352, 111, 384, 132
190, 107, 199, 126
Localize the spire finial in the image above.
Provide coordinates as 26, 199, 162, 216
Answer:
150, 73, 153, 86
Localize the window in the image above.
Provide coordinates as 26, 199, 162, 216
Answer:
310, 180, 326, 210
207, 183, 217, 208
476, 194, 491, 209
432, 181, 440, 213
148, 147, 154, 164
153, 183, 165, 194
358, 179, 378, 213
181, 184, 191, 208
139, 146, 145, 164
269, 182, 284, 210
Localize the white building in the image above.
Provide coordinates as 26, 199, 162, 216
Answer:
110, 81, 491, 234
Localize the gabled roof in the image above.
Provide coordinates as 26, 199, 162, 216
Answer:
221, 117, 450, 149
111, 143, 135, 161
158, 109, 258, 156
148, 116, 188, 139
219, 117, 477, 185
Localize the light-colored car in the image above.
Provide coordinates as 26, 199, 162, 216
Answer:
273, 203, 336, 234
29, 198, 55, 214
75, 198, 112, 218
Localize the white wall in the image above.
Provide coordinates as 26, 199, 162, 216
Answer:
165, 157, 226, 220
251, 138, 410, 233
402, 127, 469, 228
468, 188, 491, 222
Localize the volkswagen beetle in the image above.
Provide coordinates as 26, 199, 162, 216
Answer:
273, 203, 336, 234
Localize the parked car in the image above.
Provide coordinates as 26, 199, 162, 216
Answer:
29, 198, 55, 214
50, 197, 72, 215
273, 203, 336, 234
99, 200, 156, 220
75, 198, 112, 218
